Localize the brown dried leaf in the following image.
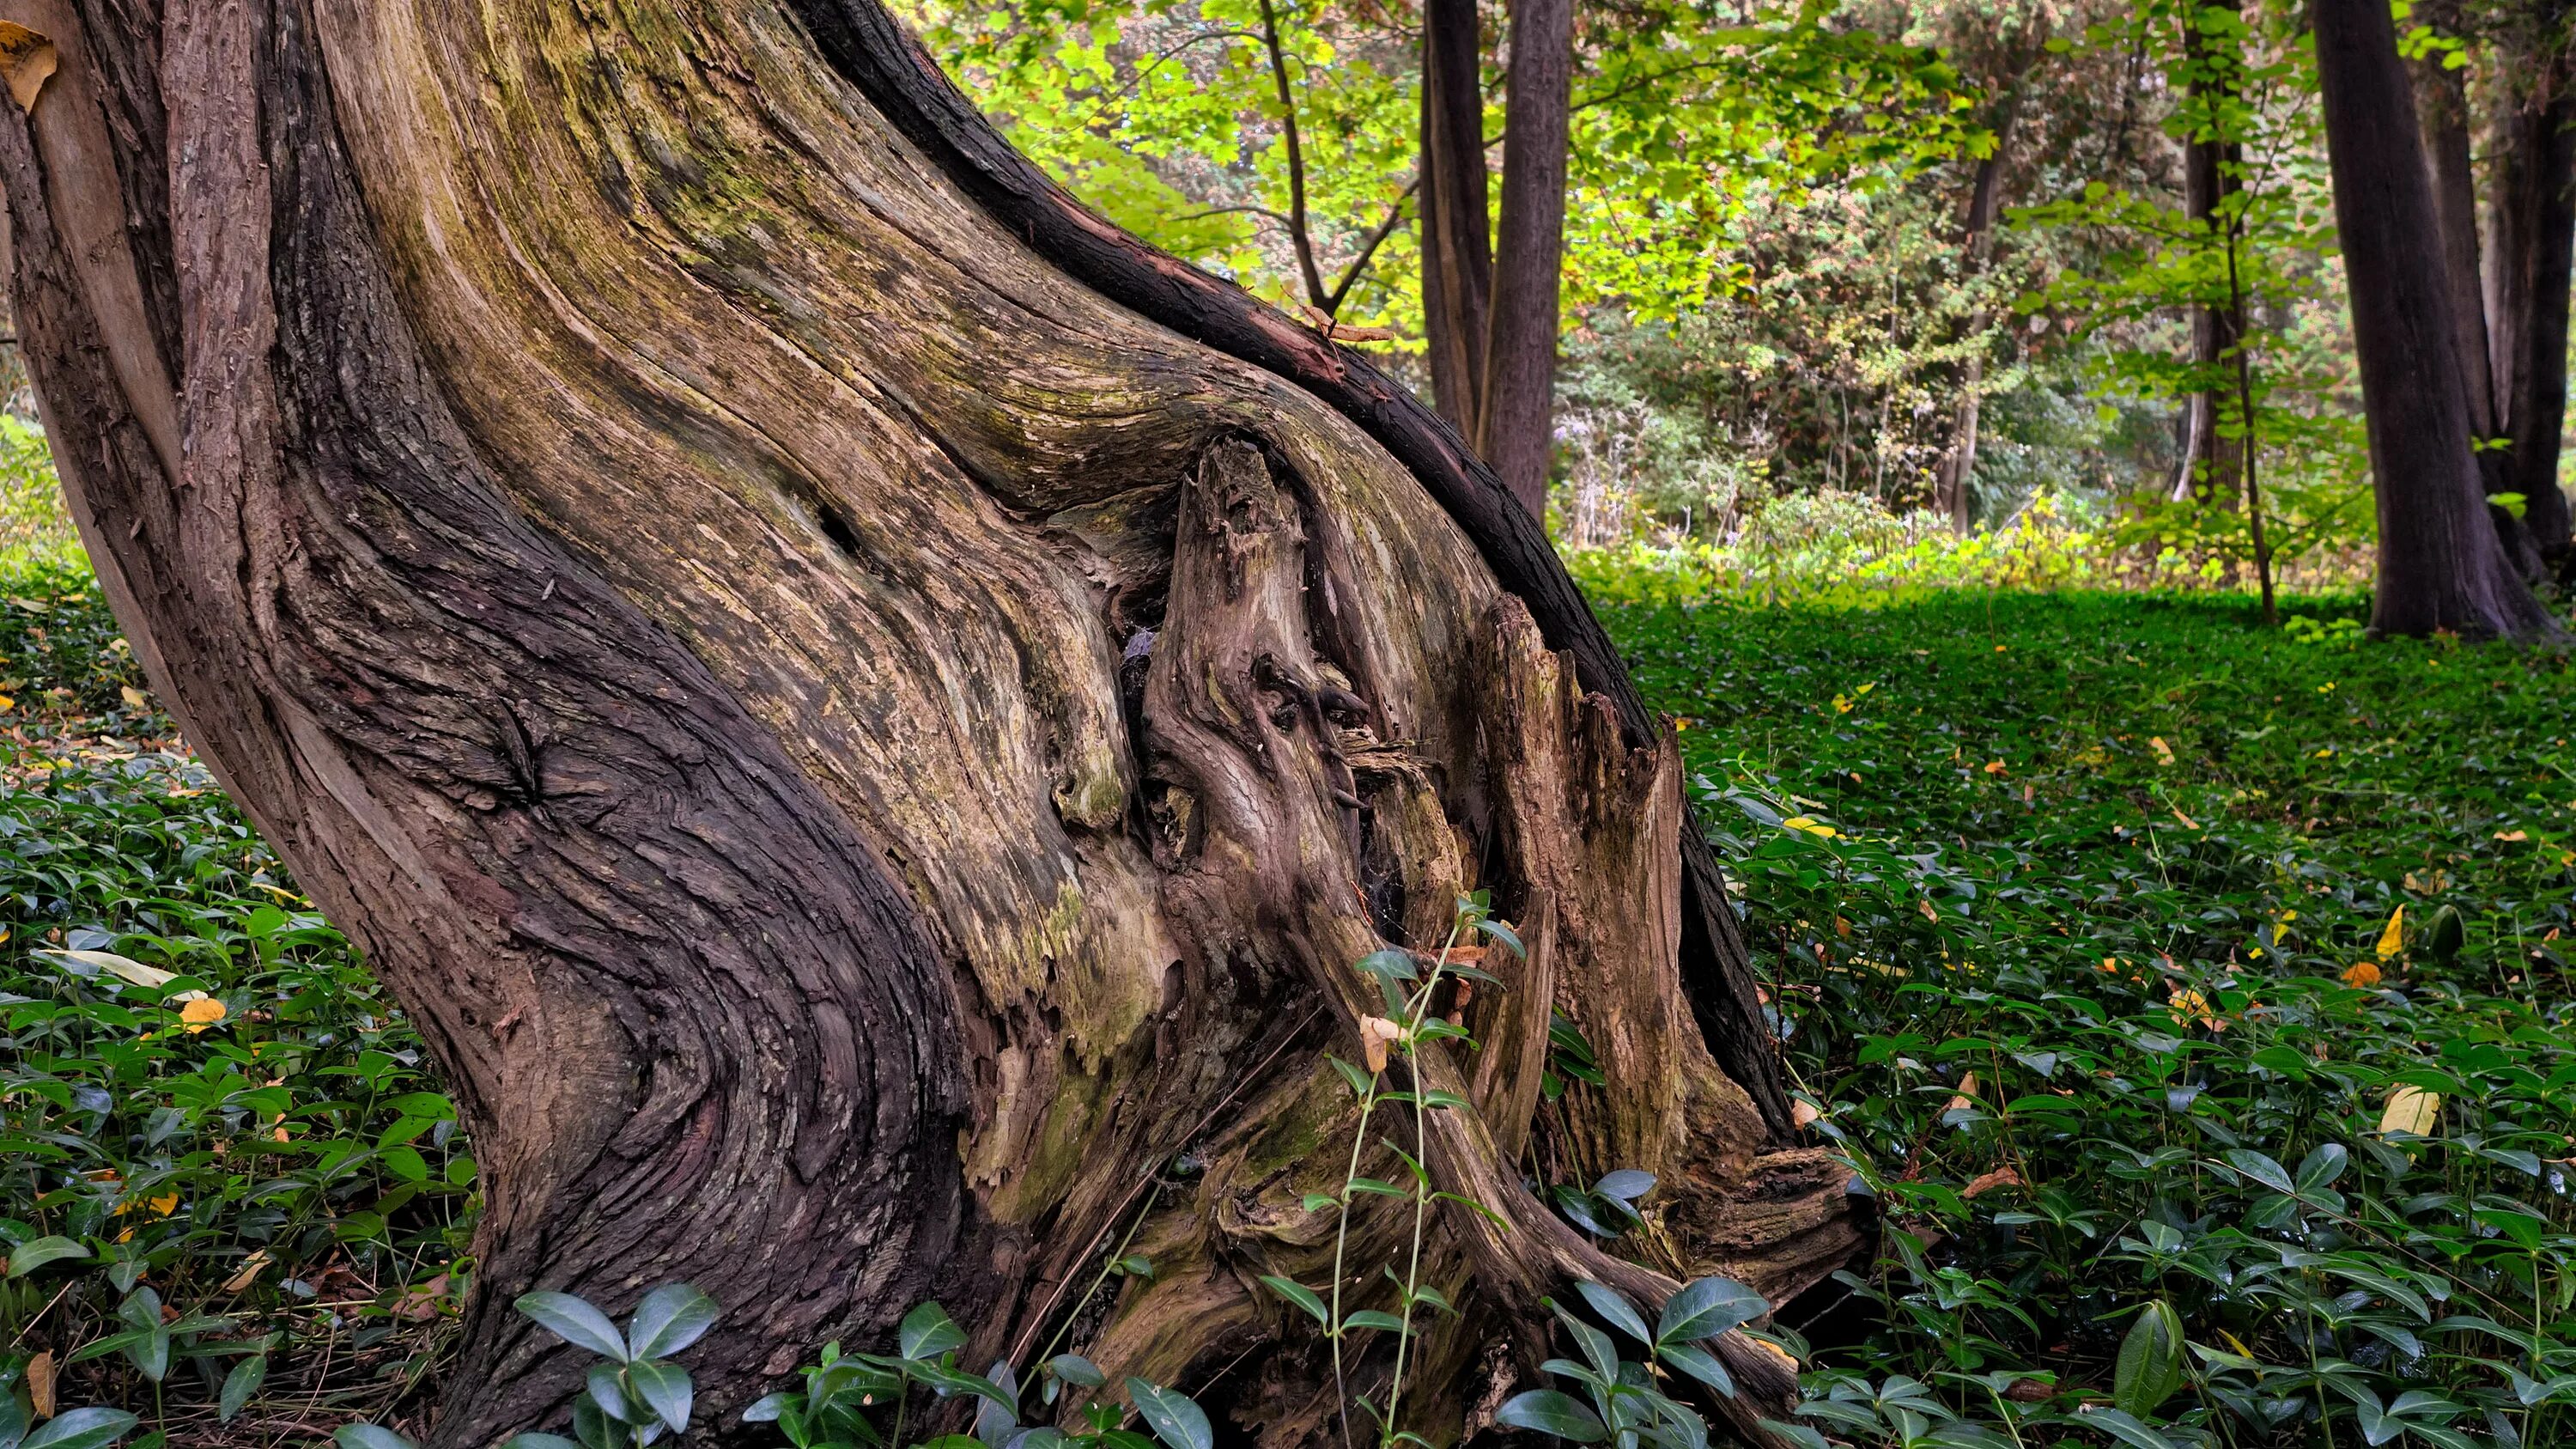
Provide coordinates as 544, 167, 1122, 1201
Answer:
1961, 1166, 2022, 1199
392, 1274, 450, 1322
1358, 1015, 1402, 1074
26, 1349, 53, 1419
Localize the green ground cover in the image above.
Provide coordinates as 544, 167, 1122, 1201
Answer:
4, 539, 2575, 1448
0, 559, 468, 1448
1585, 570, 2576, 1447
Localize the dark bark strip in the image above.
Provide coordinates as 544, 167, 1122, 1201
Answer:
2315, 0, 2559, 639
779, 0, 1796, 1136
4, 3, 968, 1441
1418, 0, 1491, 441
2173, 0, 2243, 508
1477, 0, 1573, 519
1933, 34, 2038, 533
2484, 6, 2576, 561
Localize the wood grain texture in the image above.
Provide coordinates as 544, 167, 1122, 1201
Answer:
1, 1, 1858, 1441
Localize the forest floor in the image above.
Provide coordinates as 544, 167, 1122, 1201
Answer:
1594, 579, 2576, 1447
6, 558, 2575, 1447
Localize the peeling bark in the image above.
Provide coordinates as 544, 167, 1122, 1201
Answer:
0, 2, 1862, 1445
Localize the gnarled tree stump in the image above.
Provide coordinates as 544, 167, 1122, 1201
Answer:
0, 1, 1864, 1442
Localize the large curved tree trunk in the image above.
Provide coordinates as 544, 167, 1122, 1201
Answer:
0, 2, 1862, 1444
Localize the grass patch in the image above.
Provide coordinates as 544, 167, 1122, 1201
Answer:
1595, 579, 2576, 1446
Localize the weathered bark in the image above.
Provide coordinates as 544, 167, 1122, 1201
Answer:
1479, 0, 1572, 520
0, 3, 1858, 1446
2484, 3, 2576, 561
2171, 0, 2245, 508
2316, 0, 2560, 638
1419, 0, 1492, 441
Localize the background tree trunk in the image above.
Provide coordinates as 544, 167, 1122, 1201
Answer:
2413, 3, 2499, 474
1478, 0, 1572, 521
2172, 0, 2245, 508
1933, 63, 2032, 534
2315, 0, 2559, 639
0, 2, 1860, 1446
2483, 3, 2576, 563
1419, 0, 1492, 444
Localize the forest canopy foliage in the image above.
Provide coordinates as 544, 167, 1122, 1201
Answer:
895, 0, 2528, 576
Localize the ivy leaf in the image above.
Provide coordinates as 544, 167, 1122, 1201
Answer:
1124, 1379, 1212, 1449
625, 1282, 719, 1361
514, 1292, 629, 1362
1657, 1276, 1767, 1345
1258, 1275, 1329, 1328
1495, 1390, 1608, 1442
899, 1301, 968, 1361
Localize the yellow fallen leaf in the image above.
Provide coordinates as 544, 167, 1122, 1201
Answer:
1745, 1336, 1800, 1373
2149, 736, 2175, 765
1919, 898, 1940, 922
179, 996, 227, 1032
223, 1248, 272, 1294
2341, 960, 2382, 988
2376, 904, 2405, 959
2168, 988, 2225, 1031
2172, 807, 2199, 830
1943, 1072, 1980, 1114
0, 22, 54, 113
2494, 830, 2529, 843
120, 685, 149, 711
148, 1192, 177, 1215
1780, 816, 1838, 839
1984, 759, 2008, 775
2380, 1085, 2439, 1138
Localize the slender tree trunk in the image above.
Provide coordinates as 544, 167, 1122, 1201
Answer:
2315, 0, 2560, 638
1934, 81, 2025, 534
1418, 0, 1492, 441
0, 3, 1860, 1446
2484, 4, 2576, 562
2172, 0, 2245, 507
2414, 8, 2500, 456
1479, 0, 1572, 520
